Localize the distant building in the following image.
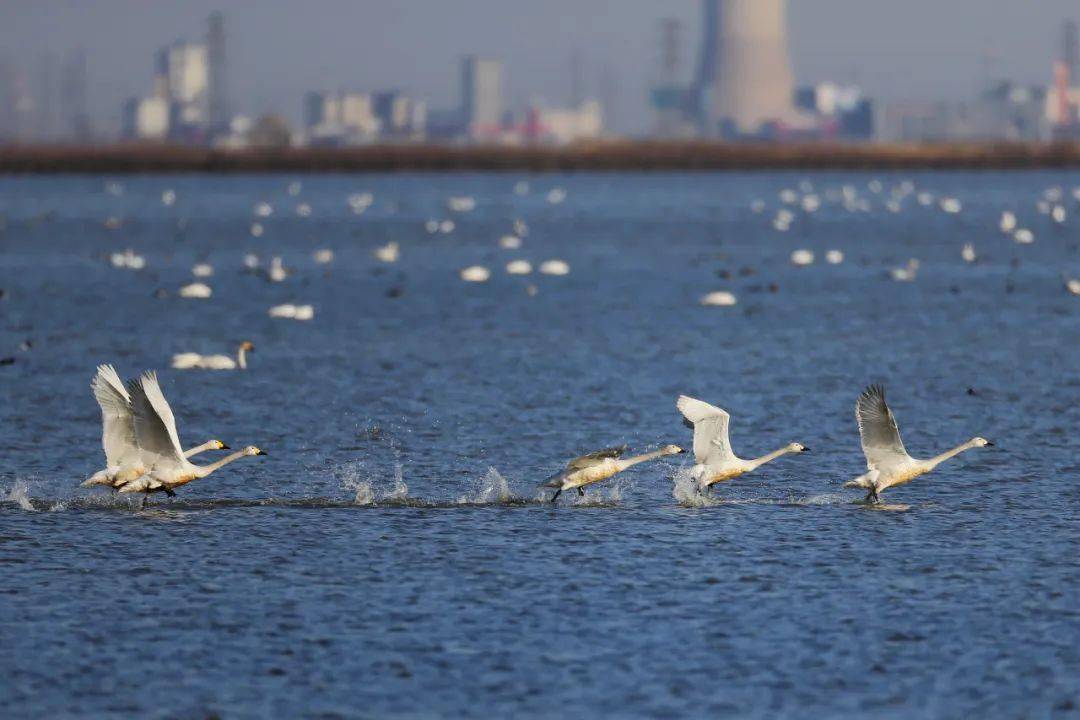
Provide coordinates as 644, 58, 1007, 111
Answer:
461, 56, 503, 141
972, 82, 1049, 141
61, 49, 91, 140
373, 90, 426, 141
206, 12, 229, 135
1049, 20, 1080, 139
695, 0, 795, 137
302, 91, 380, 145
527, 100, 604, 144
879, 101, 971, 142
794, 83, 875, 140
123, 96, 169, 140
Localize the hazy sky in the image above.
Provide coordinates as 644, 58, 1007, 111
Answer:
2, 0, 1075, 135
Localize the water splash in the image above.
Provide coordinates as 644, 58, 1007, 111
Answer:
7, 479, 35, 511
672, 467, 719, 507
457, 467, 513, 504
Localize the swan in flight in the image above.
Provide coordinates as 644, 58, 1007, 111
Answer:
172, 341, 254, 370
541, 444, 684, 503
844, 385, 993, 503
677, 395, 809, 494
117, 370, 266, 496
82, 364, 228, 489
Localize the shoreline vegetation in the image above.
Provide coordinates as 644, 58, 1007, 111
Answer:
1, 140, 1079, 173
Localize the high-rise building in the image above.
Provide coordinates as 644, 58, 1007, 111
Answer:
0, 56, 14, 141
460, 56, 503, 141
36, 53, 59, 141
694, 0, 795, 137
61, 48, 90, 140
206, 12, 229, 134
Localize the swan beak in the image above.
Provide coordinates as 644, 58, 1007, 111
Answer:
985, 441, 995, 447
220, 443, 231, 450
802, 447, 811, 452
256, 449, 268, 456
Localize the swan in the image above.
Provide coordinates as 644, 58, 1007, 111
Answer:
1064, 275, 1080, 296
790, 249, 814, 266
677, 395, 808, 494
374, 242, 400, 263
192, 263, 214, 277
265, 257, 288, 282
844, 385, 993, 503
251, 222, 264, 237
890, 259, 919, 282
539, 259, 570, 276
460, 265, 491, 282
1014, 228, 1035, 244
506, 260, 533, 275
699, 291, 737, 307
541, 444, 684, 502
268, 304, 314, 320
825, 250, 844, 265
116, 370, 266, 496
172, 341, 254, 370
162, 189, 176, 206
447, 196, 476, 213
961, 244, 977, 263
1000, 211, 1017, 233
499, 235, 523, 249
179, 282, 212, 298
82, 364, 228, 488
313, 249, 335, 264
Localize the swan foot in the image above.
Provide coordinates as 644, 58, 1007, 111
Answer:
550, 488, 562, 504
163, 486, 176, 498
865, 489, 880, 505
577, 487, 585, 497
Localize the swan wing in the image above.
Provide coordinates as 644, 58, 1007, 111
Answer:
568, 445, 627, 470
91, 364, 138, 467
677, 395, 734, 465
127, 370, 185, 467
856, 385, 909, 469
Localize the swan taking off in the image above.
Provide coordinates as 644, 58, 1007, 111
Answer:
116, 370, 266, 496
83, 364, 228, 489
677, 395, 808, 494
541, 444, 684, 503
172, 341, 254, 370
844, 385, 993, 503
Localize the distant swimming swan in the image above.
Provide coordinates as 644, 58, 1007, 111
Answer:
844, 384, 993, 503
542, 444, 684, 503
82, 364, 227, 489
116, 370, 266, 496
677, 395, 809, 494
172, 341, 254, 370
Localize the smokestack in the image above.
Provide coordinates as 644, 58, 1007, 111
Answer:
697, 0, 795, 136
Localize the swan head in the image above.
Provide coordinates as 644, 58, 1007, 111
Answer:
211, 440, 230, 450
971, 437, 994, 448
788, 442, 810, 453
242, 445, 268, 456
239, 341, 255, 352
662, 444, 686, 456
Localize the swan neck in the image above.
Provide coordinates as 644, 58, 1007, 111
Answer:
238, 346, 247, 370
617, 450, 668, 470
748, 446, 792, 470
183, 440, 216, 458
927, 441, 975, 469
194, 450, 250, 478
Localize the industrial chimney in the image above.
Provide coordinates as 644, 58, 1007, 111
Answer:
696, 0, 795, 136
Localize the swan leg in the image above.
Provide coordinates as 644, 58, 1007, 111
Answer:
577, 487, 585, 497
163, 486, 176, 498
551, 488, 562, 504
865, 488, 880, 505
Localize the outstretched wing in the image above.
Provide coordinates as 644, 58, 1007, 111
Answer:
91, 364, 138, 467
677, 395, 734, 465
856, 385, 910, 469
567, 445, 627, 471
127, 370, 185, 468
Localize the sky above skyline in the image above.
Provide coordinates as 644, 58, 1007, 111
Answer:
2, 0, 1076, 135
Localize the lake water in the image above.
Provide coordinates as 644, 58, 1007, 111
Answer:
1, 172, 1078, 718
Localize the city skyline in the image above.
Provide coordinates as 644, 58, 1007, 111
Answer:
2, 0, 1077, 137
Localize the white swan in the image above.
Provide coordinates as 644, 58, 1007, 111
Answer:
172, 341, 254, 370
699, 291, 737, 307
374, 242, 400, 263
268, 304, 314, 320
890, 259, 920, 282
117, 370, 266, 496
179, 282, 212, 298
677, 395, 808, 494
541, 444, 684, 503
844, 385, 993, 503
82, 364, 228, 489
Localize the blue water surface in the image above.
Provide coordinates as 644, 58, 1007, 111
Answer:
1, 171, 1078, 718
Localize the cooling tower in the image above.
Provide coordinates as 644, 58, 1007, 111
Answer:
697, 0, 795, 135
